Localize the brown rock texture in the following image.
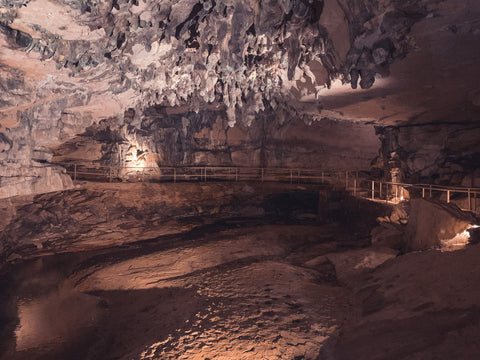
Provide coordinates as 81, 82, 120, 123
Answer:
405, 198, 476, 251
1, 0, 478, 197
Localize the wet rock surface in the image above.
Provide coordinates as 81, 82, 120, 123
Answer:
1, 186, 480, 359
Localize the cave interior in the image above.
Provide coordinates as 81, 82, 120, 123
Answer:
1, 0, 480, 359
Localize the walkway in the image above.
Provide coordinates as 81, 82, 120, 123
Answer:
59, 163, 480, 215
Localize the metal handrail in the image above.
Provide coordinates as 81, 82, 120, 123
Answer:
55, 162, 479, 214
365, 179, 480, 213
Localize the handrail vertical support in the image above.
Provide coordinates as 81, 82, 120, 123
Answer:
379, 182, 383, 199
173, 168, 176, 183
429, 185, 432, 198
422, 187, 425, 198
371, 181, 375, 200
204, 167, 207, 182
447, 190, 450, 203
395, 186, 398, 203
475, 192, 477, 214
353, 179, 357, 196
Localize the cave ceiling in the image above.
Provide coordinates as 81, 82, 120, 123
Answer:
0, 0, 479, 132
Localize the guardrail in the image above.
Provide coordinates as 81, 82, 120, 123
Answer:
57, 163, 480, 214
360, 178, 480, 213
61, 163, 355, 185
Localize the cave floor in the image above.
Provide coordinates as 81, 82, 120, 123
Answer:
1, 222, 357, 360
1, 183, 480, 359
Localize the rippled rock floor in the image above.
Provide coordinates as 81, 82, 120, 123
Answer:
1, 183, 480, 359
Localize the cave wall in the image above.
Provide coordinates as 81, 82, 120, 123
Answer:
52, 108, 380, 171
374, 123, 480, 186
1, 0, 478, 198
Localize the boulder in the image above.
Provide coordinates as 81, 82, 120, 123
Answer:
371, 222, 404, 250
325, 247, 398, 283
405, 198, 477, 251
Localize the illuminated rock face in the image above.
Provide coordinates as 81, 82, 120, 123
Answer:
405, 198, 476, 251
0, 0, 479, 197
52, 108, 380, 170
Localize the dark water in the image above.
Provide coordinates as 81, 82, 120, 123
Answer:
0, 253, 103, 360
0, 245, 211, 360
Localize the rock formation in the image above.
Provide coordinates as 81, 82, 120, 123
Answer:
0, 0, 479, 197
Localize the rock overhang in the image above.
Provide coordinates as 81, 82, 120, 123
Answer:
3, 0, 475, 128
0, 0, 479, 197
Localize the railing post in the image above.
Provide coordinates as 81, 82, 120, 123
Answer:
353, 179, 357, 196
429, 185, 432, 198
173, 168, 176, 183
475, 192, 477, 214
371, 181, 375, 200
447, 190, 450, 203
468, 189, 471, 210
74, 164, 77, 181
379, 181, 383, 199
204, 167, 207, 182
422, 187, 425, 198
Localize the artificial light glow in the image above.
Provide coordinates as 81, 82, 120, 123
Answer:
130, 149, 147, 169
442, 224, 478, 251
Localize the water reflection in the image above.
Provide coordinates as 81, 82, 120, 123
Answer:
0, 254, 103, 360
16, 290, 102, 352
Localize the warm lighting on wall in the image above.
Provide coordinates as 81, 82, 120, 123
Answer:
119, 144, 161, 180
131, 149, 147, 169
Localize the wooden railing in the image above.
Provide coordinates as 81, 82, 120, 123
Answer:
57, 163, 480, 214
